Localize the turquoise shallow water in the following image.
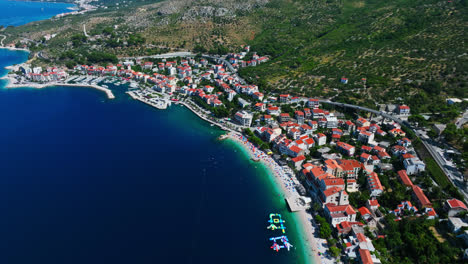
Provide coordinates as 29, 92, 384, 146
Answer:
0, 48, 312, 263
0, 0, 75, 27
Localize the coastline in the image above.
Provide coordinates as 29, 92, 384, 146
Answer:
0, 46, 30, 52
1, 75, 115, 99
225, 132, 328, 264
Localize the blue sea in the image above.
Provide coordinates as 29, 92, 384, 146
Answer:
0, 0, 75, 27
0, 49, 312, 263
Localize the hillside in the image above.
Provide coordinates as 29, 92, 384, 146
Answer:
2, 0, 467, 113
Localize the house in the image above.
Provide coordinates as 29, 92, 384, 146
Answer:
444, 199, 468, 217
291, 155, 306, 170
254, 103, 266, 112
324, 204, 356, 226
389, 128, 406, 137
279, 113, 290, 123
358, 248, 382, 264
397, 170, 413, 187
319, 186, 349, 207
336, 221, 364, 235
358, 131, 375, 144
262, 115, 274, 124
295, 111, 305, 124
347, 179, 359, 192
367, 172, 383, 197
238, 98, 251, 108
337, 142, 356, 156
314, 133, 327, 146
326, 114, 339, 128
341, 77, 349, 84
404, 157, 425, 175
412, 185, 432, 208
308, 98, 320, 109
288, 145, 305, 157
279, 94, 290, 103
398, 138, 412, 147
267, 106, 280, 116
359, 207, 372, 221
356, 117, 370, 127
366, 199, 380, 212
234, 111, 253, 127
448, 217, 468, 233
396, 105, 410, 115
360, 153, 372, 164
344, 120, 356, 132
308, 121, 318, 131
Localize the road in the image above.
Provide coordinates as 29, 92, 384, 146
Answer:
456, 108, 468, 129
0, 34, 5, 47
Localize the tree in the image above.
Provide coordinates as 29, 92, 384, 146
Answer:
329, 246, 340, 258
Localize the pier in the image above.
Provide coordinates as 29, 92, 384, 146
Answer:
126, 91, 168, 109
285, 195, 312, 212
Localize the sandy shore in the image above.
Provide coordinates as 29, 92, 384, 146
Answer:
1, 75, 115, 99
0, 46, 29, 52
226, 132, 335, 264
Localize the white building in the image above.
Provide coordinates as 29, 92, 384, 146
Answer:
235, 111, 253, 127
403, 157, 426, 175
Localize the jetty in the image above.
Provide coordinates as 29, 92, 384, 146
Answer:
127, 91, 168, 109
1, 75, 115, 99
285, 195, 312, 212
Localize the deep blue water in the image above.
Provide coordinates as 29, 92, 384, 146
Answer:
0, 0, 75, 27
0, 49, 310, 263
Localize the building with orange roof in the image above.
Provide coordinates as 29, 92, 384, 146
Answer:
324, 204, 357, 226
412, 185, 432, 208
444, 198, 468, 217
367, 171, 383, 197
337, 141, 356, 156
359, 207, 372, 220
397, 170, 413, 187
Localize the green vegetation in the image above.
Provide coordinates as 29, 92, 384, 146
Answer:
315, 215, 332, 239
374, 216, 463, 263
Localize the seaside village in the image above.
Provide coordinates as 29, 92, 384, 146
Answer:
10, 46, 468, 263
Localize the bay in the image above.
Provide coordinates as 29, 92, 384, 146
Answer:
0, 48, 310, 263
0, 0, 75, 27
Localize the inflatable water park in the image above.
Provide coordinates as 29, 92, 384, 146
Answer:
270, 236, 293, 252
267, 213, 286, 233
267, 213, 293, 252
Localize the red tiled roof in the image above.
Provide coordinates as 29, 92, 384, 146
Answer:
359, 249, 373, 264
289, 145, 302, 154
323, 186, 343, 197
447, 199, 467, 210
359, 207, 372, 216
397, 170, 413, 187
356, 233, 367, 243
291, 155, 306, 163
323, 178, 345, 187
413, 185, 432, 207
368, 199, 380, 207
